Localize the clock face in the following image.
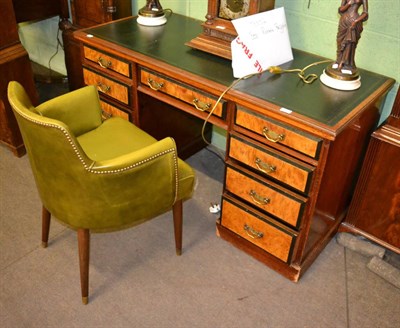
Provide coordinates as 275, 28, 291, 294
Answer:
219, 0, 250, 20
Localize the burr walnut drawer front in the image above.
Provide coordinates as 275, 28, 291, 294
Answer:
229, 135, 315, 194
83, 46, 131, 78
225, 165, 307, 229
221, 197, 296, 263
140, 68, 225, 118
83, 68, 130, 105
99, 100, 130, 121
235, 107, 322, 159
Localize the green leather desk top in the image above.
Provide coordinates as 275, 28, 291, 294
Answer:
84, 14, 394, 127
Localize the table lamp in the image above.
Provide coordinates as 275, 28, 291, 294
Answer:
137, 0, 167, 26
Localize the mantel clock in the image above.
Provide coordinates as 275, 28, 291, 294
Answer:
186, 0, 275, 59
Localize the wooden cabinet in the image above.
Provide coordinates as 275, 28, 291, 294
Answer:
1, 0, 72, 156
70, 0, 132, 28
64, 0, 132, 90
343, 89, 400, 254
73, 14, 394, 280
1, 0, 132, 155
0, 0, 39, 156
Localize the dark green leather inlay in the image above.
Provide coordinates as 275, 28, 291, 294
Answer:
84, 14, 393, 127
85, 14, 234, 85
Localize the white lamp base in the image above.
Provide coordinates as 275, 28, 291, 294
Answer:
320, 70, 361, 91
137, 15, 167, 26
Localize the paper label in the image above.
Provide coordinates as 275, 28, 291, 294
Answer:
231, 7, 293, 78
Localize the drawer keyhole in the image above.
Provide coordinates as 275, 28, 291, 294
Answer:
249, 190, 270, 206
262, 127, 285, 143
255, 158, 276, 175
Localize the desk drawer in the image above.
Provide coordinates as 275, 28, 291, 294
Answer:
140, 68, 225, 118
83, 68, 130, 105
84, 46, 131, 78
221, 198, 296, 263
229, 135, 314, 194
235, 107, 322, 159
100, 100, 130, 121
225, 165, 307, 228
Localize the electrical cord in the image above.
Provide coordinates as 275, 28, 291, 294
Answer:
268, 59, 332, 84
204, 144, 225, 163
47, 24, 64, 81
200, 59, 333, 144
163, 9, 173, 17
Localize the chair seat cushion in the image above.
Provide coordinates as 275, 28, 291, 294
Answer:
77, 117, 195, 201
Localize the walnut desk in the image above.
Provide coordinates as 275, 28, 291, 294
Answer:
73, 14, 394, 281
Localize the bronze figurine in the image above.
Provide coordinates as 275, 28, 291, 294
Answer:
321, 0, 368, 90
335, 0, 369, 73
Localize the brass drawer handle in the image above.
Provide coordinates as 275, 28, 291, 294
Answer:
249, 190, 270, 206
193, 98, 211, 111
147, 78, 164, 91
244, 224, 264, 239
101, 109, 112, 120
255, 157, 276, 174
97, 82, 111, 93
97, 57, 112, 69
262, 127, 285, 143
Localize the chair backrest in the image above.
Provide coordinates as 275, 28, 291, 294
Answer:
8, 81, 184, 232
7, 81, 99, 224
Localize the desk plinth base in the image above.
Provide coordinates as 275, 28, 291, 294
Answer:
216, 222, 301, 282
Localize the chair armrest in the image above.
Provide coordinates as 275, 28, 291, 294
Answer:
35, 85, 103, 136
90, 137, 180, 212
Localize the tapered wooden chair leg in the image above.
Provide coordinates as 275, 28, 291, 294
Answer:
41, 206, 51, 248
77, 229, 90, 305
172, 200, 183, 256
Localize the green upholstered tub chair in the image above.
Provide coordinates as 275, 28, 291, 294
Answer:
7, 81, 195, 304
